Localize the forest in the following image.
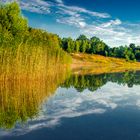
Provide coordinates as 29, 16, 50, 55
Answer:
61, 35, 140, 61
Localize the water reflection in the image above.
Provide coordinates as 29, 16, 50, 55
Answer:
1, 71, 140, 139
62, 71, 140, 91
0, 69, 69, 129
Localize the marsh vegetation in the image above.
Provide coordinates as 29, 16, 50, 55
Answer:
0, 2, 71, 129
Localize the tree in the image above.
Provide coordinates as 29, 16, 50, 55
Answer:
129, 43, 135, 50
77, 34, 88, 41
61, 37, 75, 53
135, 50, 140, 60
0, 2, 28, 45
74, 41, 80, 52
89, 37, 108, 55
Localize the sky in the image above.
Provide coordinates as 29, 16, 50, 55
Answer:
2, 0, 140, 46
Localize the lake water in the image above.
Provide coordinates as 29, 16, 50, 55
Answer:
1, 71, 140, 140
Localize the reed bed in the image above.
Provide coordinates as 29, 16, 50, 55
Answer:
0, 43, 71, 81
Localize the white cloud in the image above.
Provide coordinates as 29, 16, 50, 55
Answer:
55, 0, 63, 4
58, 4, 110, 18
2, 0, 51, 14
2, 0, 110, 18
56, 13, 140, 46
101, 19, 122, 28
21, 0, 51, 14
136, 100, 140, 107
79, 21, 86, 28
56, 15, 86, 28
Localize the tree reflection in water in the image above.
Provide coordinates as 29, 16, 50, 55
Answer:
62, 71, 140, 92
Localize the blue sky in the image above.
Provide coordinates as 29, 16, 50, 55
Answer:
2, 0, 140, 46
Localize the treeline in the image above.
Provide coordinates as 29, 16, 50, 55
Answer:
0, 2, 71, 80
61, 35, 140, 61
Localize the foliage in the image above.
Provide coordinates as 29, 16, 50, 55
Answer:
61, 34, 140, 61
0, 2, 28, 45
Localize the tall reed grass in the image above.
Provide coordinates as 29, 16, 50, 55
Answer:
0, 43, 71, 81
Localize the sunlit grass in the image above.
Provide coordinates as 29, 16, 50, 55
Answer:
0, 43, 71, 81
71, 53, 140, 75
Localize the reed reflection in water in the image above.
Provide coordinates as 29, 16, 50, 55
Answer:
0, 67, 70, 129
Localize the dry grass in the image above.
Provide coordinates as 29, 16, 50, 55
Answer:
0, 44, 71, 81
71, 53, 140, 75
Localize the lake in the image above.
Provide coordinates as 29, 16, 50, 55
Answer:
1, 71, 140, 140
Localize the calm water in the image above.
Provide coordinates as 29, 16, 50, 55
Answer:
1, 71, 140, 140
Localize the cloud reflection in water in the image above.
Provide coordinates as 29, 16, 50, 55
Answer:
1, 81, 140, 136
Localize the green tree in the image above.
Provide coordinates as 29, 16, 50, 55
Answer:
74, 41, 80, 52
0, 2, 28, 45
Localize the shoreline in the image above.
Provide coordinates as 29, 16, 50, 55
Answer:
71, 53, 140, 75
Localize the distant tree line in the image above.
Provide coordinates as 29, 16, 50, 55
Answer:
60, 35, 140, 61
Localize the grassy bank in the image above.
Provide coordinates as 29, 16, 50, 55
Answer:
71, 53, 140, 75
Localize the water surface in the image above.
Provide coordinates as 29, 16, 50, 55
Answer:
1, 71, 140, 140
